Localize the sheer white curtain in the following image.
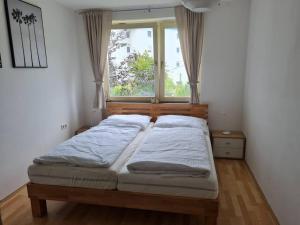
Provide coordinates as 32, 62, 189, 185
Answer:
175, 6, 204, 104
82, 10, 112, 111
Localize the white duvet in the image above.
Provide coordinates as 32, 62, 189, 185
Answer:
126, 127, 211, 177
34, 120, 143, 168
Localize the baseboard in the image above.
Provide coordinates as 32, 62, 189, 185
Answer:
244, 161, 281, 225
0, 183, 27, 225
0, 184, 27, 206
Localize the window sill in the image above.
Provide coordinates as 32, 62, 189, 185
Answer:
106, 99, 190, 104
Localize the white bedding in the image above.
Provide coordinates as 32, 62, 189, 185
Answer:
28, 123, 153, 189
154, 115, 208, 132
107, 114, 151, 130
34, 119, 145, 168
126, 127, 211, 177
118, 135, 218, 199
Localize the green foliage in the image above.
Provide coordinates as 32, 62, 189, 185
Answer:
129, 52, 154, 73
110, 51, 155, 97
164, 74, 176, 96
175, 83, 190, 97
111, 84, 132, 96
164, 74, 190, 97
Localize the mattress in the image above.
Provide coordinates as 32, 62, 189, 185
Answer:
117, 135, 218, 199
28, 123, 153, 190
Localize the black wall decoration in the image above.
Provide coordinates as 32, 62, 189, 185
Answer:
5, 0, 47, 68
0, 53, 2, 68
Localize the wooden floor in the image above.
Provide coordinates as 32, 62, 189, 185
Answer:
1, 160, 279, 225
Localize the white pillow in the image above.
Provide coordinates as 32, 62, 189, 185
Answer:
155, 115, 208, 131
106, 114, 151, 130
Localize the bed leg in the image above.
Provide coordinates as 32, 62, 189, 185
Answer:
204, 216, 217, 225
30, 197, 47, 217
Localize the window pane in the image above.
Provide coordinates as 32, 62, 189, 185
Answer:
108, 28, 155, 97
164, 28, 190, 97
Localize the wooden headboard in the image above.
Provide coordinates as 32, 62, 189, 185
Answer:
106, 102, 208, 121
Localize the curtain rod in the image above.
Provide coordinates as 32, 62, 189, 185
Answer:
112, 6, 175, 13
78, 6, 176, 14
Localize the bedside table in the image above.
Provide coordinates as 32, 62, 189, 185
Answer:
211, 130, 246, 159
75, 126, 92, 135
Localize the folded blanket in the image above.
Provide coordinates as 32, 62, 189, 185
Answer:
34, 122, 142, 168
126, 127, 211, 177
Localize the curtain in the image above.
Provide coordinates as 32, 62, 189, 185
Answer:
175, 6, 204, 104
82, 10, 112, 111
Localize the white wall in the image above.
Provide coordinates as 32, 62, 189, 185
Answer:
201, 0, 250, 130
0, 0, 84, 199
112, 7, 175, 22
243, 0, 300, 224
78, 0, 250, 129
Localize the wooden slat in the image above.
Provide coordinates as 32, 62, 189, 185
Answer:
106, 102, 208, 121
27, 183, 218, 217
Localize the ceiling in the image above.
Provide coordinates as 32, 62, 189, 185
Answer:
53, 0, 182, 11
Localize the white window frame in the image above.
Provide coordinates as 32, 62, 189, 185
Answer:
106, 20, 190, 103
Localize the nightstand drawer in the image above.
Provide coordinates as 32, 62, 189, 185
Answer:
214, 138, 244, 148
213, 147, 244, 159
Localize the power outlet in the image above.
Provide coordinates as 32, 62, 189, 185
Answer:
60, 124, 68, 130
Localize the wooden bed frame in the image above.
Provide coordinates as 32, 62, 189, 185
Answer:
27, 103, 219, 225
105, 102, 209, 121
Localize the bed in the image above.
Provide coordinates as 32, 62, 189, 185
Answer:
28, 124, 153, 190
27, 103, 219, 225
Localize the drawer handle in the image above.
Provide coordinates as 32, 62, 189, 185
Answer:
225, 142, 231, 145
225, 152, 230, 155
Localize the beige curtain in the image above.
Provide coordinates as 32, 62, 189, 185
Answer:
175, 6, 204, 104
82, 10, 112, 110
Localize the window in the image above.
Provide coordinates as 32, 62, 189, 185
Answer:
108, 25, 155, 98
107, 21, 191, 102
161, 25, 190, 99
